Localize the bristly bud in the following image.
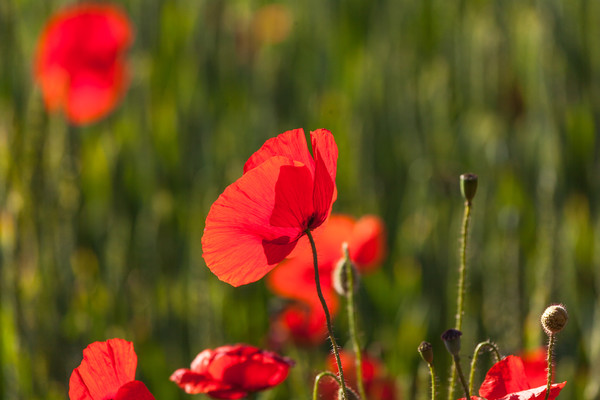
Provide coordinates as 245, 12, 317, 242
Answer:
441, 329, 462, 356
541, 304, 568, 335
418, 341, 433, 365
460, 173, 478, 204
337, 386, 360, 400
333, 243, 359, 296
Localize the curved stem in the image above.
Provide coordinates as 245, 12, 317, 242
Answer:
544, 334, 556, 400
469, 341, 501, 394
306, 230, 349, 400
449, 201, 472, 400
343, 244, 367, 400
313, 371, 342, 400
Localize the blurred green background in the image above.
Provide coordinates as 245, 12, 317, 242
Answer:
1, 0, 600, 399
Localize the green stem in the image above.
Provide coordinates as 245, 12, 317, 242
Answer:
453, 355, 470, 400
313, 371, 342, 400
469, 341, 501, 394
428, 364, 437, 400
306, 230, 349, 400
544, 335, 556, 400
343, 244, 367, 400
449, 201, 472, 400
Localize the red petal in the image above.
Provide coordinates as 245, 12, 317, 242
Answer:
202, 156, 312, 286
243, 129, 314, 174
495, 382, 566, 400
170, 368, 234, 395
115, 381, 156, 400
69, 338, 137, 400
34, 3, 133, 125
309, 129, 338, 228
520, 348, 550, 388
349, 215, 387, 272
479, 356, 531, 399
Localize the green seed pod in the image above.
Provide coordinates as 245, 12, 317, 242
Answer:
418, 341, 434, 365
460, 173, 478, 204
441, 329, 462, 357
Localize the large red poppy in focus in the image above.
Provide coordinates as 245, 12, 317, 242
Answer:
318, 350, 398, 400
170, 344, 294, 399
34, 3, 133, 125
69, 338, 155, 400
459, 355, 565, 400
202, 128, 338, 287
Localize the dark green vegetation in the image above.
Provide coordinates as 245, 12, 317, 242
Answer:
1, 0, 599, 399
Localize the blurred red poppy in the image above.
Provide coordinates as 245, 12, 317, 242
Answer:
318, 350, 398, 400
459, 355, 565, 400
34, 3, 133, 125
268, 302, 329, 347
202, 128, 338, 286
267, 214, 386, 312
170, 344, 294, 399
69, 338, 155, 400
520, 347, 549, 387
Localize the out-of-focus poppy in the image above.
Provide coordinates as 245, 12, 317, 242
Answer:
267, 214, 386, 313
268, 302, 329, 347
318, 350, 398, 400
34, 3, 133, 125
202, 128, 338, 287
170, 344, 294, 399
69, 338, 155, 400
459, 355, 565, 400
520, 347, 549, 388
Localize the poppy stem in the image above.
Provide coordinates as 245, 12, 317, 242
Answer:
341, 244, 368, 400
449, 199, 473, 400
313, 371, 342, 400
306, 230, 350, 400
428, 363, 437, 400
452, 354, 470, 400
544, 334, 556, 400
468, 341, 501, 395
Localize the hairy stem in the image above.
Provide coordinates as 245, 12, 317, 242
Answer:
306, 230, 349, 400
469, 341, 501, 394
313, 371, 342, 400
544, 334, 556, 400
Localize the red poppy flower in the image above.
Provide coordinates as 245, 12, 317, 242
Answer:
269, 302, 329, 347
170, 344, 294, 399
34, 3, 133, 125
202, 128, 338, 287
520, 348, 549, 388
459, 355, 565, 400
318, 350, 398, 400
267, 214, 386, 309
69, 338, 155, 400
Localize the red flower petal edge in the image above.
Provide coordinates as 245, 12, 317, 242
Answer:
69, 338, 155, 400
170, 344, 294, 399
34, 3, 133, 125
202, 129, 338, 287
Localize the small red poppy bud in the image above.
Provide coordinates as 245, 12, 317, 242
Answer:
460, 173, 478, 204
441, 329, 462, 356
418, 341, 434, 365
541, 304, 568, 335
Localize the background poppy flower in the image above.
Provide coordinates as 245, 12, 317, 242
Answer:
69, 338, 155, 400
459, 355, 565, 400
318, 350, 398, 400
202, 128, 338, 287
520, 347, 550, 387
34, 3, 133, 125
268, 302, 329, 347
170, 344, 294, 399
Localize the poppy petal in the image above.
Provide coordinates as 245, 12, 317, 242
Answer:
115, 381, 156, 400
310, 129, 337, 228
349, 215, 387, 272
479, 356, 531, 399
494, 382, 566, 400
170, 368, 233, 395
520, 348, 550, 388
243, 129, 314, 174
202, 156, 310, 286
69, 338, 137, 400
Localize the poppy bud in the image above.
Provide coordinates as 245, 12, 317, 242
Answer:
541, 304, 568, 335
337, 386, 360, 400
460, 173, 478, 204
418, 341, 434, 365
333, 242, 359, 296
441, 329, 462, 357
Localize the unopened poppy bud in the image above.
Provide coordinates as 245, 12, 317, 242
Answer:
460, 173, 478, 204
337, 386, 360, 400
441, 329, 462, 356
333, 243, 359, 296
418, 341, 433, 364
541, 304, 568, 335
